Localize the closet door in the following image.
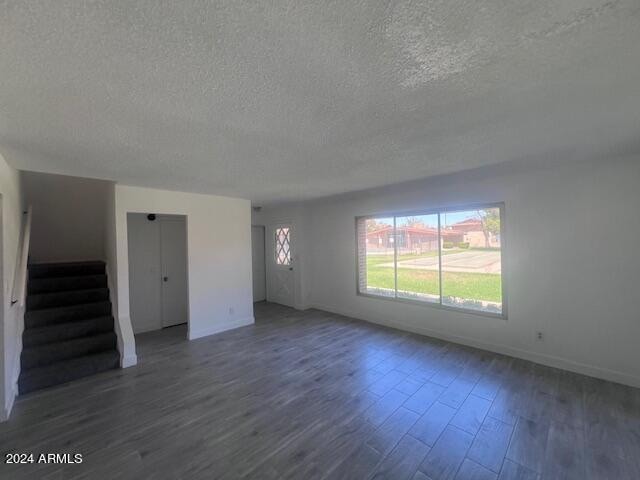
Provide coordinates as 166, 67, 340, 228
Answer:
160, 219, 189, 327
127, 214, 162, 333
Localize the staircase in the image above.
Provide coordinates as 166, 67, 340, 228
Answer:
19, 261, 120, 394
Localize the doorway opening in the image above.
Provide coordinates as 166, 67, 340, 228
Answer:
127, 213, 189, 336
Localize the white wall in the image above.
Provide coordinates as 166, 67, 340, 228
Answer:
103, 182, 136, 368
115, 185, 254, 343
0, 152, 23, 420
22, 171, 110, 263
262, 155, 640, 387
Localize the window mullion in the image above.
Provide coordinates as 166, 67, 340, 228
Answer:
438, 212, 443, 304
393, 216, 398, 298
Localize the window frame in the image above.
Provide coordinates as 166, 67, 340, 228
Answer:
355, 202, 507, 320
274, 226, 292, 266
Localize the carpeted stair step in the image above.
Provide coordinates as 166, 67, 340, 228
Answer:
19, 260, 120, 395
28, 261, 105, 280
21, 332, 117, 369
26, 288, 109, 311
25, 301, 112, 328
18, 350, 120, 395
23, 316, 114, 348
28, 274, 107, 295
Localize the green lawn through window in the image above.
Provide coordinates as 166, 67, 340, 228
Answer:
366, 253, 502, 303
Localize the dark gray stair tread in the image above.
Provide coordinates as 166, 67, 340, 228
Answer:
28, 261, 105, 279
23, 316, 114, 348
21, 332, 117, 369
18, 350, 120, 395
27, 288, 109, 311
25, 301, 112, 328
28, 274, 107, 294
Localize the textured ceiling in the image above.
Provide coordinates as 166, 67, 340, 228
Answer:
1, 1, 639, 204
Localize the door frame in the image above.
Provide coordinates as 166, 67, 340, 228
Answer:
126, 211, 190, 335
251, 224, 266, 302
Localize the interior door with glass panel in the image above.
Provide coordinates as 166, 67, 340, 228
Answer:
270, 225, 294, 307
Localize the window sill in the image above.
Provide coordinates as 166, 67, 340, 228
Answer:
356, 291, 508, 320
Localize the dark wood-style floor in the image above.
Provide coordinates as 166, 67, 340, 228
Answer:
1, 302, 639, 479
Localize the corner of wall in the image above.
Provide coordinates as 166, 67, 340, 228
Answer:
9, 305, 24, 409
0, 152, 25, 422
1, 371, 18, 421
105, 259, 137, 369
104, 183, 137, 369
120, 347, 137, 368
115, 314, 137, 369
1, 399, 12, 422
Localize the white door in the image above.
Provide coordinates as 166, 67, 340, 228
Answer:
251, 226, 266, 302
160, 218, 189, 327
128, 214, 162, 333
269, 225, 295, 307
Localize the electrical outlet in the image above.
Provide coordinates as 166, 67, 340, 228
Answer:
536, 331, 544, 341
229, 307, 235, 316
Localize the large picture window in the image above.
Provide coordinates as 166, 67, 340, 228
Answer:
356, 204, 505, 316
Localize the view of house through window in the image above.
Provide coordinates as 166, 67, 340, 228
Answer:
357, 206, 503, 315
363, 217, 395, 297
395, 214, 440, 303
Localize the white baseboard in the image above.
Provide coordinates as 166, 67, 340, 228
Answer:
188, 316, 255, 340
308, 302, 640, 389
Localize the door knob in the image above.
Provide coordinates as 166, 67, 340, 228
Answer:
163, 276, 169, 282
